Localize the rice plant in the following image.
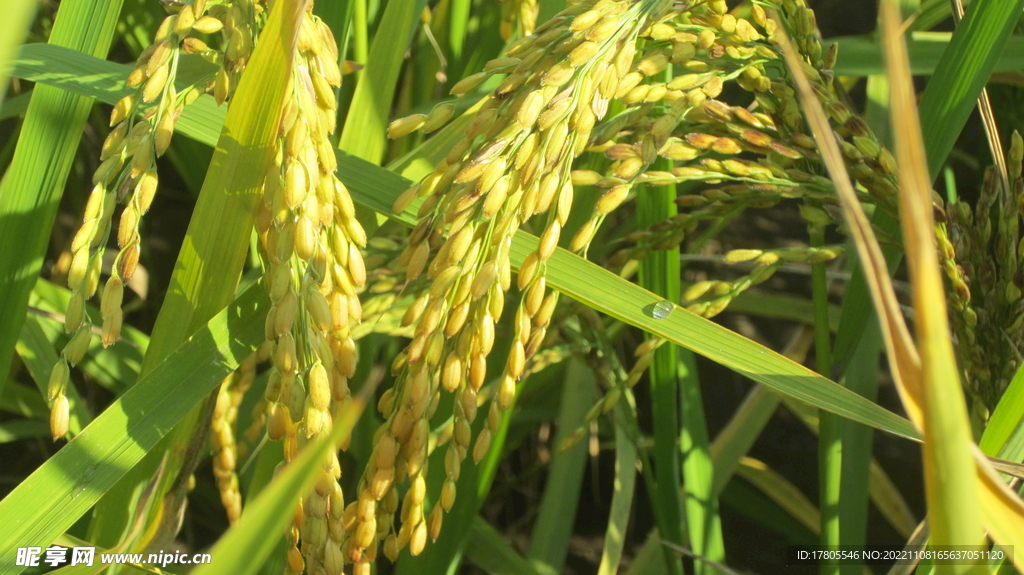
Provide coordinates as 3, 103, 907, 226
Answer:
2, 0, 1024, 574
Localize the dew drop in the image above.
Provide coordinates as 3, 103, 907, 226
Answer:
651, 300, 674, 320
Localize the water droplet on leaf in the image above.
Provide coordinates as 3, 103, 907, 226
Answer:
651, 300, 674, 320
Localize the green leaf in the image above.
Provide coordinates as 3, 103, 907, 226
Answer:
0, 381, 49, 420
466, 517, 542, 575
0, 0, 125, 401
832, 33, 1024, 77
141, 4, 304, 372
882, 1, 987, 558
517, 236, 919, 440
0, 419, 49, 443
0, 282, 267, 575
338, 0, 428, 165
597, 405, 639, 575
980, 363, 1024, 460
636, 163, 685, 575
528, 361, 595, 575
917, 0, 1024, 180
0, 89, 31, 120
0, 0, 37, 104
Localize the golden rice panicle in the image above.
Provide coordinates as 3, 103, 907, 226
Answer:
206, 0, 264, 104
250, 9, 369, 575
557, 0, 785, 272
209, 353, 258, 525
764, 1, 977, 333
369, 0, 687, 556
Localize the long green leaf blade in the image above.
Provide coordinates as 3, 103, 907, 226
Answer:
338, 0, 427, 165
636, 165, 685, 575
832, 33, 1024, 77
980, 363, 1024, 459
0, 0, 37, 104
597, 405, 639, 575
466, 517, 542, 575
141, 2, 305, 370
917, 0, 1024, 179
527, 361, 595, 575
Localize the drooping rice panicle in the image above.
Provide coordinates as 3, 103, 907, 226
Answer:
249, 7, 371, 574
48, 0, 262, 440
946, 131, 1024, 415
379, 0, 702, 559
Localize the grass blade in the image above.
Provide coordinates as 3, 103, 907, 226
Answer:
916, 0, 1024, 180
140, 1, 305, 371
0, 89, 31, 120
979, 363, 1024, 459
679, 360, 723, 575
810, 215, 839, 575
832, 33, 1024, 77
0, 0, 36, 104
0, 381, 48, 420
597, 403, 639, 575
515, 237, 919, 440
466, 517, 542, 575
636, 162, 685, 575
527, 361, 596, 575
882, 2, 985, 559
338, 0, 428, 165
0, 420, 49, 443
0, 0, 124, 400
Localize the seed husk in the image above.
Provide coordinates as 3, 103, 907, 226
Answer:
388, 114, 427, 138
143, 64, 169, 103
51, 395, 70, 440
